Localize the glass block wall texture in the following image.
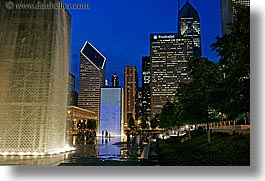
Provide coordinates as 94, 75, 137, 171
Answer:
100, 88, 123, 137
0, 1, 71, 153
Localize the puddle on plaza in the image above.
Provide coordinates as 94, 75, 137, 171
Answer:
60, 134, 141, 165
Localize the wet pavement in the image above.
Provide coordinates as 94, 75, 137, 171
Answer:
0, 134, 148, 166
58, 135, 141, 166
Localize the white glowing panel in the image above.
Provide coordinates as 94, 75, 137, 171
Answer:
100, 88, 123, 137
0, 3, 71, 154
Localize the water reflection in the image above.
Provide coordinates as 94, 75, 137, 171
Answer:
61, 134, 141, 165
0, 134, 141, 166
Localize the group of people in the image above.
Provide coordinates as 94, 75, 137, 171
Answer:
101, 130, 111, 138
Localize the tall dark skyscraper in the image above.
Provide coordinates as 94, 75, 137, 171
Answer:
68, 73, 78, 106
124, 66, 138, 126
150, 34, 193, 117
78, 41, 106, 119
220, 0, 250, 35
0, 0, 71, 154
141, 56, 151, 121
111, 71, 119, 87
178, 0, 201, 57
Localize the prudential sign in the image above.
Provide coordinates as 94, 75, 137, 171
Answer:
154, 35, 175, 39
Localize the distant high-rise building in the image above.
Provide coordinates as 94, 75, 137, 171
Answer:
111, 71, 119, 87
136, 87, 143, 120
78, 41, 106, 119
220, 0, 250, 35
141, 56, 151, 121
100, 87, 124, 136
124, 66, 138, 126
68, 73, 78, 106
178, 0, 201, 57
150, 33, 193, 117
0, 0, 71, 154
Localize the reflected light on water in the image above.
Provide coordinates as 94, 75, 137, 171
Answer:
0, 145, 75, 156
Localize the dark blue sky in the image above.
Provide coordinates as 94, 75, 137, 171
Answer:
62, 0, 222, 91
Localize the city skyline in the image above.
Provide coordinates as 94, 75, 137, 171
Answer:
0, 0, 250, 167
62, 0, 222, 90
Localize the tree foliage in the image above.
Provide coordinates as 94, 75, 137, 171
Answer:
159, 101, 177, 128
128, 117, 136, 130
87, 119, 97, 130
140, 116, 149, 129
150, 114, 160, 129
176, 58, 221, 125
211, 4, 250, 119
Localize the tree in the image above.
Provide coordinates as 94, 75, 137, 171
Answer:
150, 114, 160, 129
140, 116, 149, 129
128, 117, 136, 130
211, 4, 250, 120
87, 119, 97, 130
176, 57, 221, 143
159, 101, 177, 128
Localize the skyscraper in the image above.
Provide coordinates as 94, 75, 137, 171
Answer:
142, 56, 151, 121
124, 66, 138, 126
68, 73, 78, 106
178, 0, 201, 57
111, 71, 119, 87
78, 41, 106, 119
0, 0, 71, 154
220, 0, 250, 35
150, 33, 193, 117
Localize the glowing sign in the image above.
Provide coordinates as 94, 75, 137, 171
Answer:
153, 34, 175, 39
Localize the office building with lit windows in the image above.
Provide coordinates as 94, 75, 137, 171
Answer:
220, 0, 250, 35
178, 1, 201, 57
68, 73, 78, 106
0, 0, 71, 154
78, 41, 106, 119
150, 33, 193, 117
124, 66, 138, 126
141, 56, 151, 121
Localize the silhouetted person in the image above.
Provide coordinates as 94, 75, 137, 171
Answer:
105, 131, 108, 138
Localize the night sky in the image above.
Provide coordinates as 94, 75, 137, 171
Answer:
62, 0, 222, 91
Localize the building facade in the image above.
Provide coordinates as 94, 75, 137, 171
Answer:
220, 0, 250, 35
111, 71, 119, 87
178, 1, 201, 57
78, 41, 106, 119
100, 87, 124, 136
150, 33, 193, 117
124, 66, 138, 126
66, 106, 97, 133
0, 0, 71, 154
141, 56, 151, 122
68, 73, 78, 106
136, 87, 143, 120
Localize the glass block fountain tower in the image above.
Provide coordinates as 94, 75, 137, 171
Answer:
0, 0, 71, 154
